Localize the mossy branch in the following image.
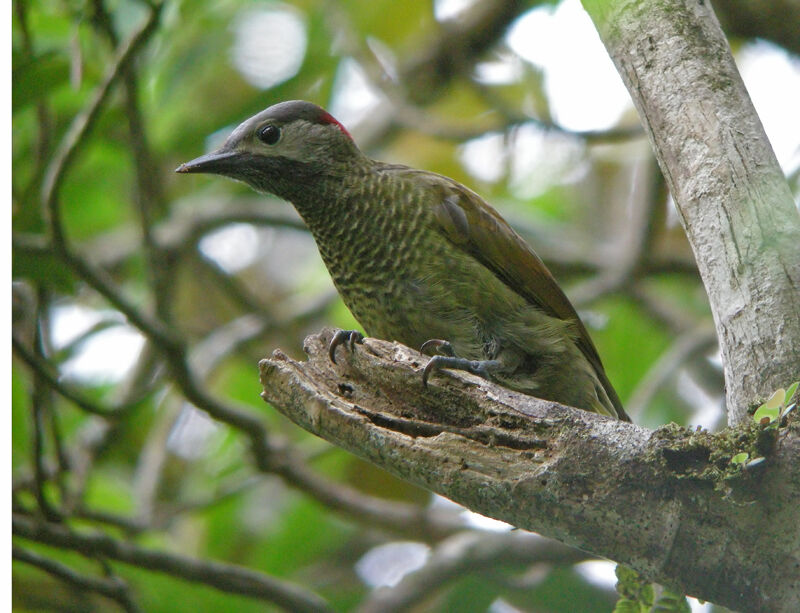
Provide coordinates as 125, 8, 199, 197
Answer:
260, 329, 800, 612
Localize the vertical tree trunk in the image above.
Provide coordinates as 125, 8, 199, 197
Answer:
582, 0, 800, 425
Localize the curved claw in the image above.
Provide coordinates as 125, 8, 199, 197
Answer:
422, 355, 442, 387
420, 339, 455, 357
329, 329, 364, 364
422, 355, 502, 387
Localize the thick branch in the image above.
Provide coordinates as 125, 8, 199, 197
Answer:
581, 0, 800, 423
259, 329, 800, 612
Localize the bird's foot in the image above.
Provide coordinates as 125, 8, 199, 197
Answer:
329, 329, 364, 364
422, 353, 502, 388
420, 339, 456, 357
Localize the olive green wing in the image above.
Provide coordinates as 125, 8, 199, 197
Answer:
427, 177, 628, 420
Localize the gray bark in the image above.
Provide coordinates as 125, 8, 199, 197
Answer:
582, 0, 800, 424
260, 330, 800, 612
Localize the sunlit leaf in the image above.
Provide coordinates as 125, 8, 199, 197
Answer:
754, 403, 780, 425
784, 381, 799, 405
730, 452, 749, 465
765, 388, 785, 409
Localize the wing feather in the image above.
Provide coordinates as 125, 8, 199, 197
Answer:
426, 176, 627, 419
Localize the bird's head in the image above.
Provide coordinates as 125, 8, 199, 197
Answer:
176, 100, 362, 198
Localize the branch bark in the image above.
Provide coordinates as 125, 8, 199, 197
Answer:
581, 0, 800, 424
259, 329, 800, 612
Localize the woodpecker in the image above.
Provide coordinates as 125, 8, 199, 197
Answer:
177, 100, 629, 421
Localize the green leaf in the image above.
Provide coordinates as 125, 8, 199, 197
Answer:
730, 452, 749, 465
765, 388, 785, 409
753, 403, 780, 425
615, 565, 653, 606
613, 598, 644, 613
784, 381, 799, 405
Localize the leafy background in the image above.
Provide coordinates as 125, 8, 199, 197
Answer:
11, 0, 799, 611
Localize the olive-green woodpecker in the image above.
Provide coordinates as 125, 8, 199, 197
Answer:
177, 100, 629, 422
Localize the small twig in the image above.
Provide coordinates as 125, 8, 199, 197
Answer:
30, 294, 62, 522
91, 0, 173, 325
74, 507, 149, 536
153, 476, 262, 525
192, 250, 268, 315
13, 0, 54, 187
189, 314, 271, 378
132, 394, 180, 525
75, 195, 307, 271
41, 3, 179, 354
13, 515, 334, 613
13, 545, 141, 613
42, 3, 162, 225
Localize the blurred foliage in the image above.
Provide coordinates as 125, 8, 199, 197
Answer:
13, 0, 789, 610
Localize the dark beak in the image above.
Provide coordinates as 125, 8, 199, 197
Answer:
175, 150, 240, 174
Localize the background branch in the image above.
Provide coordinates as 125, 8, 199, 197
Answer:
13, 515, 334, 613
356, 532, 591, 613
13, 545, 140, 613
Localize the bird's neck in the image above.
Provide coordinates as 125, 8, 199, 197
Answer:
288, 160, 381, 240
288, 161, 423, 285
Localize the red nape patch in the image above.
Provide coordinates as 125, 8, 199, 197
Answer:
318, 111, 353, 140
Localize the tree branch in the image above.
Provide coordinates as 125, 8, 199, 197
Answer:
13, 514, 334, 613
355, 531, 590, 613
259, 329, 800, 612
13, 545, 140, 613
581, 0, 800, 423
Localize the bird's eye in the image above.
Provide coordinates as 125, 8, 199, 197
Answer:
257, 124, 281, 145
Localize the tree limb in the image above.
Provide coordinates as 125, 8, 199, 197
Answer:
259, 329, 800, 612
